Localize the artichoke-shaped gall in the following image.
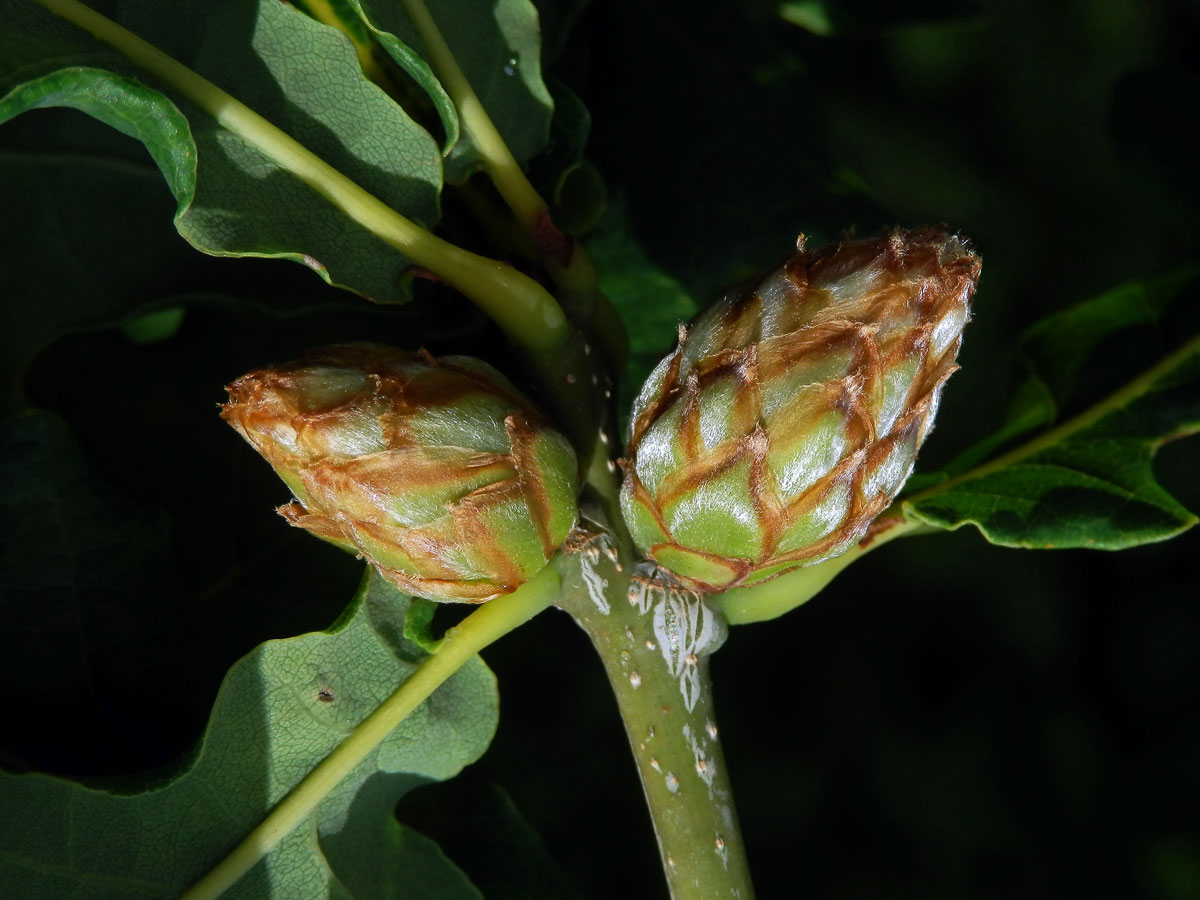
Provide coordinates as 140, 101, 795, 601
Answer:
222, 344, 579, 602
620, 228, 981, 593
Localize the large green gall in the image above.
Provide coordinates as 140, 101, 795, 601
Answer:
620, 228, 981, 592
222, 344, 579, 602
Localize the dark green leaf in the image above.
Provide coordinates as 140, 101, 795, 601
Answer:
905, 333, 1200, 549
527, 78, 589, 206
0, 564, 496, 899
0, 410, 181, 770
1, 0, 443, 304
399, 784, 588, 900
910, 267, 1199, 486
584, 196, 699, 424
335, 0, 461, 154
1012, 266, 1198, 418
0, 146, 194, 410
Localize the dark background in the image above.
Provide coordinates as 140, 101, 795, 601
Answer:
3, 0, 1200, 898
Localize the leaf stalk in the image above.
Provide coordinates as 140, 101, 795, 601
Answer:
35, 0, 571, 359
179, 563, 561, 900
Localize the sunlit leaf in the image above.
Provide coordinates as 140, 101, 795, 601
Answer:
1, 0, 443, 304
347, 0, 553, 182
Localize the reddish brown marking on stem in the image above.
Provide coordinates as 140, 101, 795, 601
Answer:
533, 209, 574, 267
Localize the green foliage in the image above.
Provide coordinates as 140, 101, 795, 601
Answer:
905, 272, 1200, 549
0, 560, 497, 899
2, 0, 445, 303
2, 0, 1200, 897
907, 333, 1200, 548
347, 0, 552, 182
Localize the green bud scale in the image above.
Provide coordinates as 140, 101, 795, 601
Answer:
620, 228, 981, 593
222, 344, 579, 602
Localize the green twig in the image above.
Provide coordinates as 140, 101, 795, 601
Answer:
179, 562, 561, 900
393, 0, 628, 367
397, 0, 545, 231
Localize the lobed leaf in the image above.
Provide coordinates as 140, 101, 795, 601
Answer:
905, 333, 1200, 549
0, 556, 497, 899
584, 197, 700, 429
918, 266, 1200, 481
0, 0, 443, 304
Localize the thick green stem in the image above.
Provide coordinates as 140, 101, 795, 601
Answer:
180, 563, 560, 900
557, 546, 756, 900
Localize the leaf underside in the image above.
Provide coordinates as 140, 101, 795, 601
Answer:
0, 545, 497, 900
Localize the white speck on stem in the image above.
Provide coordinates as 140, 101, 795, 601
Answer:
645, 639, 657, 650
599, 429, 609, 445
579, 541, 611, 614
606, 459, 617, 473
604, 388, 613, 398
684, 724, 717, 795
651, 586, 727, 710
628, 577, 652, 615
715, 834, 730, 869
665, 772, 679, 792
707, 720, 719, 739
650, 757, 662, 773
630, 670, 642, 688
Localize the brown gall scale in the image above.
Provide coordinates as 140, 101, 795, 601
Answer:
620, 228, 981, 593
222, 344, 579, 603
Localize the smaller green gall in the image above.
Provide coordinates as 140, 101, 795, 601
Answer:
620, 228, 981, 593
222, 344, 579, 602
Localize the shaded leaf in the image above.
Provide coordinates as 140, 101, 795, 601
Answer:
905, 333, 1200, 549
1011, 266, 1198, 418
908, 267, 1199, 486
584, 196, 699, 425
333, 0, 462, 154
399, 783, 588, 900
0, 146, 194, 409
0, 410, 181, 771
350, 0, 553, 182
0, 564, 495, 899
527, 77, 589, 207
1, 0, 442, 304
